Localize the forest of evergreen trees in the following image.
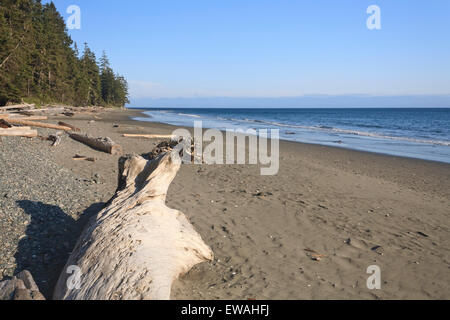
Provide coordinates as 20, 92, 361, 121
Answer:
0, 0, 129, 107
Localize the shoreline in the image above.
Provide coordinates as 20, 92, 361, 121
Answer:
1, 107, 449, 299
127, 107, 450, 165
124, 108, 450, 199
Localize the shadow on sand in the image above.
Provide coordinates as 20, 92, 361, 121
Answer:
14, 200, 105, 299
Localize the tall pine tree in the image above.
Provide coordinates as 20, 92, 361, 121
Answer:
0, 0, 129, 107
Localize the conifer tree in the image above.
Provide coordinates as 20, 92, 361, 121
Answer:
0, 0, 129, 107
80, 43, 102, 106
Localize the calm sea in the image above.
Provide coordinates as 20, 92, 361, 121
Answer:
131, 108, 450, 163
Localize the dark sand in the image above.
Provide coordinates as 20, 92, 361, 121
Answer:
6, 108, 450, 299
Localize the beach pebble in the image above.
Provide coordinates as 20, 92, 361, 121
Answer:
371, 246, 384, 255
0, 132, 113, 297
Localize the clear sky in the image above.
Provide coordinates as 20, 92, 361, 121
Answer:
50, 0, 450, 105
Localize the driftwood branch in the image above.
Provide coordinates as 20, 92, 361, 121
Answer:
58, 121, 80, 132
0, 115, 48, 121
69, 133, 122, 155
72, 155, 96, 162
53, 148, 213, 300
6, 119, 71, 131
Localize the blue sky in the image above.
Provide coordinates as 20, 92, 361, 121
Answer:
50, 0, 450, 106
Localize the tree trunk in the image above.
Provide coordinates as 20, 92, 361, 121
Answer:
53, 149, 213, 300
69, 133, 122, 154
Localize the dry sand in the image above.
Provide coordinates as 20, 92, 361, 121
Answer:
22, 108, 450, 299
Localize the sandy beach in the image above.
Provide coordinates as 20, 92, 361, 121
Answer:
0, 108, 449, 300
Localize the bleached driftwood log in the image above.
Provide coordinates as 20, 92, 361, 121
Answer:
0, 114, 48, 120
0, 115, 48, 121
53, 147, 213, 300
0, 127, 37, 137
6, 118, 72, 131
69, 133, 122, 155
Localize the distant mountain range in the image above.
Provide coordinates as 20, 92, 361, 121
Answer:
129, 95, 450, 108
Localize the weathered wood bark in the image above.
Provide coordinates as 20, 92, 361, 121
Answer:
0, 270, 45, 300
53, 149, 213, 300
72, 155, 96, 162
6, 119, 71, 131
0, 128, 37, 137
0, 119, 12, 128
69, 133, 122, 155
0, 37, 24, 69
58, 121, 80, 132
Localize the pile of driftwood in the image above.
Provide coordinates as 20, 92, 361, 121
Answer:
0, 104, 122, 155
0, 103, 106, 121
1, 105, 214, 300
0, 104, 68, 138
0, 139, 212, 300
0, 103, 65, 117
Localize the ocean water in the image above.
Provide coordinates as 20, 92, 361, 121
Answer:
132, 108, 450, 163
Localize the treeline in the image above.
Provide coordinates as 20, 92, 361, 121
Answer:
0, 0, 129, 107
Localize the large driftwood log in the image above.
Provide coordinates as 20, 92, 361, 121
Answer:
53, 148, 213, 300
0, 115, 48, 121
6, 118, 71, 131
69, 133, 122, 155
0, 127, 37, 137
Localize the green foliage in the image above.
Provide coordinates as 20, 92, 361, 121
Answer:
0, 0, 129, 107
100, 51, 129, 107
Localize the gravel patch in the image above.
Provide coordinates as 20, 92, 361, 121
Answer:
0, 132, 111, 298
